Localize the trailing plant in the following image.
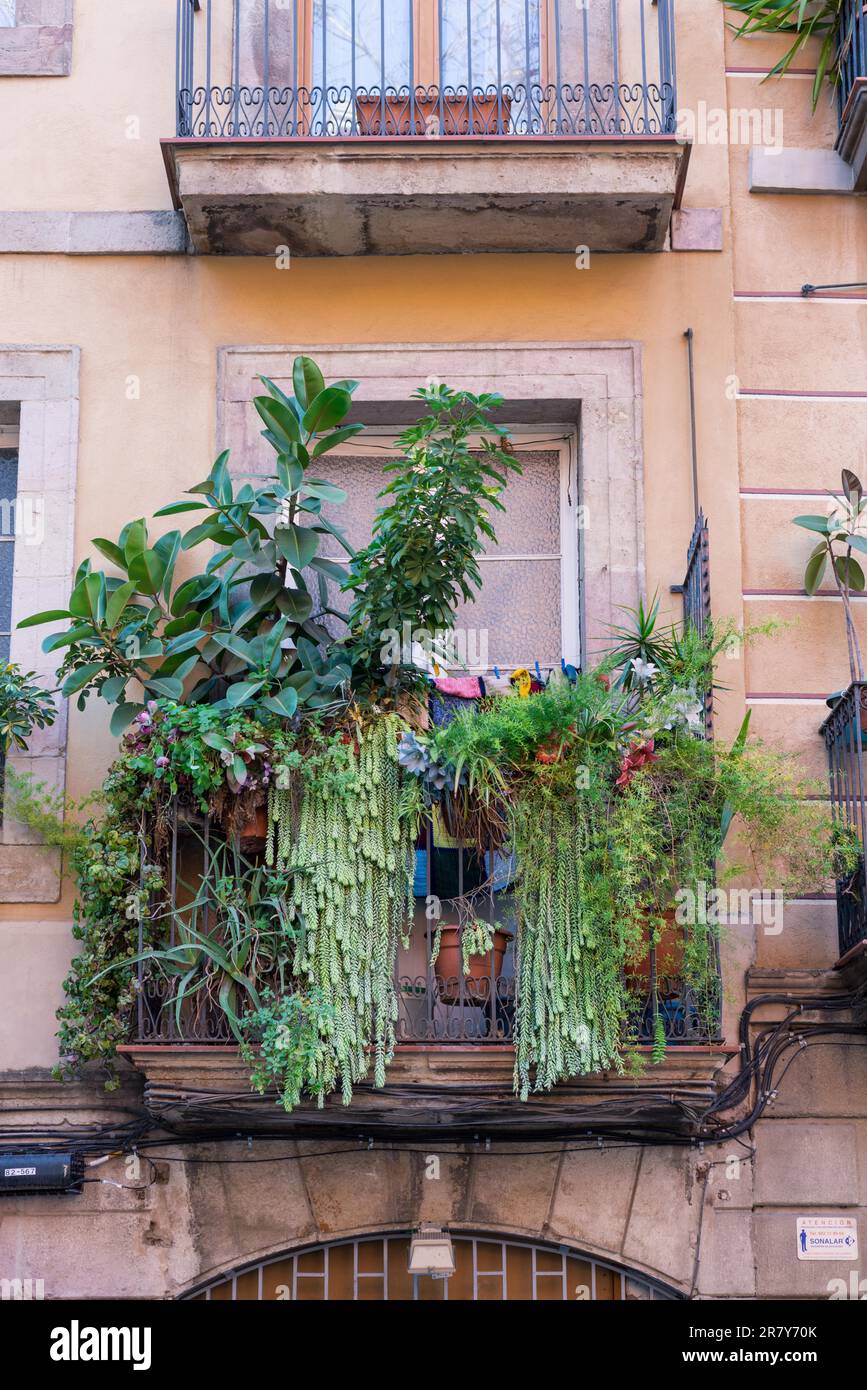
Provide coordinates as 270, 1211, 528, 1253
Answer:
240, 988, 338, 1111
54, 760, 164, 1086
267, 715, 419, 1104
18, 356, 360, 733
794, 467, 867, 685
344, 383, 521, 696
400, 663, 841, 1091
721, 1, 850, 109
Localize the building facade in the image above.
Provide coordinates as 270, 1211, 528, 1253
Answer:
0, 0, 865, 1302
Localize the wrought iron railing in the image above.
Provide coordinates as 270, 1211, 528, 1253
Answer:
821, 681, 867, 958
175, 0, 678, 140
132, 802, 720, 1049
838, 0, 867, 131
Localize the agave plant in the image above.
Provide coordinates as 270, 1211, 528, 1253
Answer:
17, 356, 361, 733
722, 2, 851, 110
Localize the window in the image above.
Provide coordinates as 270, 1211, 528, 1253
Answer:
308, 428, 580, 677
309, 0, 544, 91
0, 2, 15, 28
0, 405, 19, 665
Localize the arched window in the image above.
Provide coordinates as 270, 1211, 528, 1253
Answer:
184, 1233, 681, 1301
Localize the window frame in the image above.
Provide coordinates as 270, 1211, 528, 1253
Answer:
320, 424, 580, 675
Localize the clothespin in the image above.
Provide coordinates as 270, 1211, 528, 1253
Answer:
493, 666, 501, 680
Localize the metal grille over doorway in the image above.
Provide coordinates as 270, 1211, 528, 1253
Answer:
186, 1235, 679, 1301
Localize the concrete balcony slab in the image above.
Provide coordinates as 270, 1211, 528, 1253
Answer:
163, 137, 689, 257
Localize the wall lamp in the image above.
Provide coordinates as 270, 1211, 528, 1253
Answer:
407, 1223, 456, 1278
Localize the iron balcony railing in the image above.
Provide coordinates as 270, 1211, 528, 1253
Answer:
822, 681, 867, 958
175, 0, 678, 141
838, 0, 867, 130
132, 806, 719, 1049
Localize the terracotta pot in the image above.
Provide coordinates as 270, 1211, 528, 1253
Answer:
355, 93, 512, 137
434, 926, 510, 1005
238, 804, 269, 851
627, 908, 684, 998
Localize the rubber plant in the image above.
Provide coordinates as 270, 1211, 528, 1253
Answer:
794, 468, 867, 684
17, 356, 362, 733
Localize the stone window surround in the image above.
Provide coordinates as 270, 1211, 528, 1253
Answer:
218, 340, 646, 666
0, 0, 73, 78
0, 346, 79, 903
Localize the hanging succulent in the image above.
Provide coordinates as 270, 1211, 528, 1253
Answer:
267, 717, 418, 1104
510, 774, 628, 1100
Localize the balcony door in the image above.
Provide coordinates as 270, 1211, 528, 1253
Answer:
303, 0, 552, 133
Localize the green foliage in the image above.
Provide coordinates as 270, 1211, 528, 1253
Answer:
1, 765, 85, 856
267, 716, 416, 1105
721, 1, 848, 109
344, 384, 521, 695
18, 357, 359, 731
95, 838, 298, 1042
54, 762, 163, 1085
240, 988, 338, 1111
794, 469, 867, 684
0, 662, 56, 754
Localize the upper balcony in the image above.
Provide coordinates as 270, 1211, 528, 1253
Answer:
164, 0, 687, 256
837, 0, 867, 190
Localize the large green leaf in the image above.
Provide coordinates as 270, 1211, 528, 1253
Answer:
110, 702, 144, 735
835, 555, 866, 592
129, 548, 167, 596
262, 686, 299, 719
62, 662, 105, 695
804, 549, 827, 596
275, 524, 318, 570
276, 588, 314, 622
254, 396, 301, 450
303, 387, 353, 435
105, 580, 138, 629
153, 500, 210, 517
225, 680, 265, 708
292, 356, 326, 409
301, 480, 348, 504
16, 609, 72, 629
312, 424, 365, 457
92, 537, 126, 569
793, 514, 832, 534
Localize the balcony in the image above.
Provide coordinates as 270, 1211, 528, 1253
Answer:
837, 0, 867, 190
164, 0, 687, 256
822, 682, 867, 969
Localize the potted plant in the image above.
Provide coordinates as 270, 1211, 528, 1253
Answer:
355, 91, 512, 136
432, 918, 511, 1005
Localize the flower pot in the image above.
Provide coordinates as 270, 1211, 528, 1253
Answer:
238, 804, 269, 852
355, 92, 512, 137
434, 925, 510, 1005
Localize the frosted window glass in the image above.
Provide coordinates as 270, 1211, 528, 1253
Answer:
305, 447, 564, 667
0, 2, 14, 29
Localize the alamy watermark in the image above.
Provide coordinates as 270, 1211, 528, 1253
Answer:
675, 881, 784, 936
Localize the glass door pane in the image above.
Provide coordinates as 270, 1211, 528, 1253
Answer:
313, 0, 412, 91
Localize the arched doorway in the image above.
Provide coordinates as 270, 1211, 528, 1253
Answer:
185, 1234, 680, 1301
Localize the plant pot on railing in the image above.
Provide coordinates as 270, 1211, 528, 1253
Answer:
237, 804, 269, 854
434, 925, 510, 1005
355, 92, 512, 136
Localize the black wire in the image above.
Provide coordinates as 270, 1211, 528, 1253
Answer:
1, 994, 863, 1159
